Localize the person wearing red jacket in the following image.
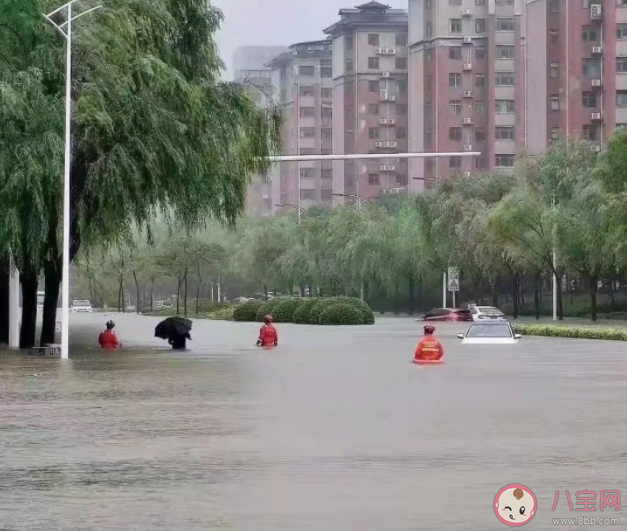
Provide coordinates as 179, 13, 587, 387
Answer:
257, 315, 278, 347
98, 321, 122, 350
414, 324, 444, 362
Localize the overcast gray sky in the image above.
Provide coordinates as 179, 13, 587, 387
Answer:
212, 0, 405, 78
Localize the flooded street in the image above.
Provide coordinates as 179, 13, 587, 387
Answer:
1, 314, 626, 530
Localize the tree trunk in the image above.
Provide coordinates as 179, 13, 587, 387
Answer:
408, 275, 415, 315
40, 259, 62, 346
512, 274, 519, 320
176, 273, 182, 314
263, 284, 268, 300
556, 271, 564, 320
183, 270, 188, 317
491, 279, 499, 307
300, 285, 305, 297
19, 268, 39, 349
150, 280, 154, 312
610, 277, 616, 311
118, 279, 123, 312
0, 256, 9, 344
589, 275, 598, 322
534, 272, 541, 320
133, 271, 140, 314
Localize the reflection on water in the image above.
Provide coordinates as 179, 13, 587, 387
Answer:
1, 314, 627, 530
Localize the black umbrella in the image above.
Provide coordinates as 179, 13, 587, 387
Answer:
155, 317, 192, 340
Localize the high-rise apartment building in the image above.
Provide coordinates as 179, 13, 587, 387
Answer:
408, 0, 626, 190
324, 2, 410, 206
266, 40, 335, 211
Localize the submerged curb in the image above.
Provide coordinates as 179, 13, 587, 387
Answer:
514, 324, 627, 341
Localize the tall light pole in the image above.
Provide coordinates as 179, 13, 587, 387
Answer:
332, 193, 366, 211
44, 0, 102, 359
275, 203, 305, 221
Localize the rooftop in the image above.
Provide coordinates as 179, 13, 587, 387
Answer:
265, 39, 332, 69
324, 2, 407, 35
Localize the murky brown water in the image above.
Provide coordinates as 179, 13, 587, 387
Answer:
1, 314, 626, 530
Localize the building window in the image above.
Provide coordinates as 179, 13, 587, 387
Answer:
476, 0, 485, 4
396, 34, 408, 46
396, 57, 407, 69
426, 130, 433, 144
321, 88, 332, 99
397, 104, 408, 116
369, 127, 380, 139
449, 127, 462, 141
450, 19, 462, 33
397, 174, 408, 186
496, 0, 514, 3
321, 169, 333, 179
495, 72, 515, 85
495, 99, 514, 113
619, 0, 627, 7
449, 73, 462, 87
475, 102, 485, 115
550, 63, 559, 78
476, 73, 485, 87
475, 47, 486, 60
618, 57, 627, 74
396, 127, 407, 139
426, 76, 432, 90
369, 80, 380, 92
300, 107, 315, 118
450, 100, 462, 115
550, 30, 559, 45
346, 60, 353, 72
426, 22, 433, 36
345, 35, 353, 49
495, 127, 515, 140
618, 25, 627, 40
322, 128, 333, 139
321, 107, 333, 118
301, 87, 314, 97
321, 148, 332, 155
369, 174, 380, 185
450, 156, 462, 169
496, 18, 515, 31
475, 128, 485, 142
368, 57, 380, 69
368, 34, 380, 46
496, 45, 515, 59
449, 47, 462, 60
476, 157, 484, 169
582, 58, 601, 77
495, 154, 515, 167
321, 67, 332, 78
300, 168, 316, 179
426, 0, 432, 7
369, 104, 380, 115
550, 0, 559, 13
300, 128, 316, 138
301, 189, 316, 200
450, 0, 462, 4
616, 90, 627, 107
300, 66, 315, 76
582, 124, 598, 141
582, 92, 598, 108
476, 19, 486, 33
397, 80, 407, 93
582, 26, 598, 42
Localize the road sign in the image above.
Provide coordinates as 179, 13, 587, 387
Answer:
448, 267, 459, 292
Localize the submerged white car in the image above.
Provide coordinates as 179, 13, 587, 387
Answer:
71, 300, 93, 313
457, 321, 522, 345
468, 305, 506, 321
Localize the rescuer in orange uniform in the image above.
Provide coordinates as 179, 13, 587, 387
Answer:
98, 321, 122, 350
414, 324, 444, 361
257, 315, 278, 347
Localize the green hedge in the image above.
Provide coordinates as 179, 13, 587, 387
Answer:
255, 298, 283, 322
307, 297, 343, 324
293, 298, 320, 324
514, 324, 627, 341
318, 303, 365, 325
233, 300, 263, 322
307, 296, 375, 325
206, 306, 235, 320
272, 298, 303, 323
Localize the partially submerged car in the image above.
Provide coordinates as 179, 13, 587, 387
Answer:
457, 321, 522, 345
467, 305, 506, 321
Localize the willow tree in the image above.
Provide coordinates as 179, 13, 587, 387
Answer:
0, 0, 281, 346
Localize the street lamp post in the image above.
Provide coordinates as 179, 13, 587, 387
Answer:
44, 0, 102, 360
275, 203, 305, 220
332, 193, 367, 211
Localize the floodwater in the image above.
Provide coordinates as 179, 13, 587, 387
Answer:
1, 314, 627, 530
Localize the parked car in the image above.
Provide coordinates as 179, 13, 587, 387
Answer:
467, 305, 506, 321
416, 308, 473, 322
457, 321, 522, 345
71, 300, 93, 313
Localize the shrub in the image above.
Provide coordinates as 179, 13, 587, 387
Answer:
513, 324, 627, 341
334, 296, 375, 324
232, 300, 263, 322
318, 303, 365, 325
272, 298, 304, 323
207, 306, 235, 321
255, 298, 283, 322
293, 298, 320, 324
307, 297, 342, 324
307, 296, 375, 325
